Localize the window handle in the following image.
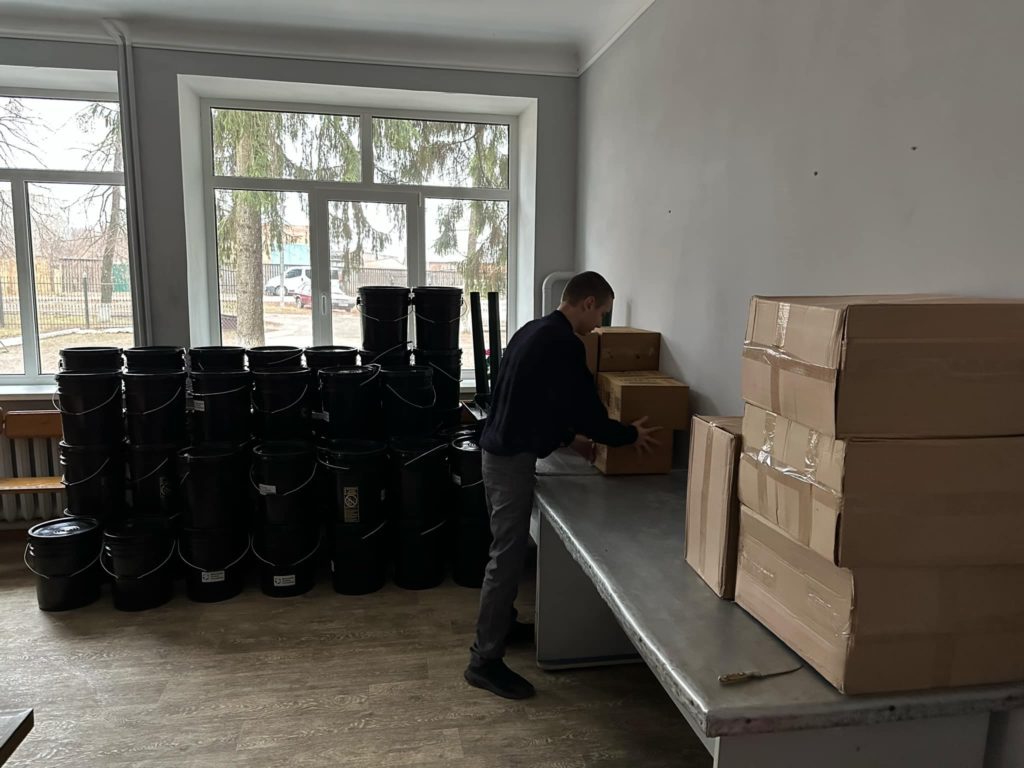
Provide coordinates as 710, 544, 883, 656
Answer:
321, 294, 327, 315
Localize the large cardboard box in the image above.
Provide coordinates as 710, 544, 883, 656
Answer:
684, 415, 744, 598
735, 507, 1024, 694
597, 372, 690, 430
578, 332, 599, 376
741, 295, 1024, 437
738, 403, 1024, 567
594, 327, 661, 372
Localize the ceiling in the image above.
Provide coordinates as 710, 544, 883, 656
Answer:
0, 0, 657, 75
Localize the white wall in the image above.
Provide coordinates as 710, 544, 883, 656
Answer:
577, 0, 1024, 414
132, 48, 577, 344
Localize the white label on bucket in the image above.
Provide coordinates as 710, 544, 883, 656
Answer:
273, 574, 296, 587
343, 487, 360, 523
380, 489, 386, 502
192, 399, 206, 412
452, 473, 462, 486
258, 483, 277, 496
312, 411, 329, 422
202, 570, 225, 583
330, 559, 335, 573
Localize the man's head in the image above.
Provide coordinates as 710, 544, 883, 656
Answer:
558, 271, 614, 335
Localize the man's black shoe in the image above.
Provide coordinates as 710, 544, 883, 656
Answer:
464, 659, 536, 699
506, 620, 535, 646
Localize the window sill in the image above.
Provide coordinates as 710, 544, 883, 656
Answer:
0, 384, 57, 402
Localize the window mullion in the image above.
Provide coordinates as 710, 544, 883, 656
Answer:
10, 181, 41, 377
360, 112, 373, 186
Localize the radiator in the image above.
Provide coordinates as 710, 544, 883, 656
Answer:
0, 432, 65, 524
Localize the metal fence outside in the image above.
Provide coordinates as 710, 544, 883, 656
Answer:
0, 277, 133, 335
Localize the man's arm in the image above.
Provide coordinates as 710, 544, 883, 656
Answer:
562, 337, 638, 447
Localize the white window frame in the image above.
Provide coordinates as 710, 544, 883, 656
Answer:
199, 97, 518, 367
0, 86, 134, 386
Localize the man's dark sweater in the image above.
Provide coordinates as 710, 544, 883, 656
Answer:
480, 310, 638, 458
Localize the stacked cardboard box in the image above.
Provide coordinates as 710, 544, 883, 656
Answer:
732, 295, 1024, 694
578, 328, 690, 475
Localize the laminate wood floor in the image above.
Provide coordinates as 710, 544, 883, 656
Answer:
0, 539, 711, 767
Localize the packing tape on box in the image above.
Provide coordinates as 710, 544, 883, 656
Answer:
697, 423, 716, 572
742, 344, 838, 416
774, 302, 791, 348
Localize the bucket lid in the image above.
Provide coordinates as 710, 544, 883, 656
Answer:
252, 367, 308, 381
59, 440, 124, 455
253, 441, 314, 460
104, 516, 173, 542
358, 285, 411, 296
320, 365, 378, 382
190, 346, 245, 354
28, 516, 100, 541
128, 441, 183, 456
61, 345, 122, 356
412, 286, 463, 298
390, 436, 446, 459
381, 365, 432, 382
318, 439, 387, 460
55, 369, 122, 382
249, 345, 302, 354
305, 345, 357, 354
452, 436, 481, 453
190, 369, 252, 382
179, 443, 245, 462
126, 345, 185, 356
122, 369, 187, 381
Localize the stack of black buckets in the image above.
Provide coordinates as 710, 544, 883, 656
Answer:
24, 283, 495, 613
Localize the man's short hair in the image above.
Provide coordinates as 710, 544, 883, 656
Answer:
561, 271, 615, 306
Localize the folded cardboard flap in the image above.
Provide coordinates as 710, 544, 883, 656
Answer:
684, 415, 743, 598
742, 295, 1024, 437
735, 507, 1024, 694
739, 402, 1024, 568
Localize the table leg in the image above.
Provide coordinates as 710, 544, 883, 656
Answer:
713, 712, 988, 768
535, 513, 640, 670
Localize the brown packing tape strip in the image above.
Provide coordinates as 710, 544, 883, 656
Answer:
697, 425, 715, 572
741, 345, 838, 383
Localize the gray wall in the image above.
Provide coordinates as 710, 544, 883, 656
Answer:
577, 0, 1024, 415
132, 48, 578, 344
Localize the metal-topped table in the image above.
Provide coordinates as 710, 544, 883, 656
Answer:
533, 468, 1024, 767
0, 710, 33, 767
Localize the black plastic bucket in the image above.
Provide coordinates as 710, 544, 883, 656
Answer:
59, 346, 123, 373
128, 443, 183, 518
124, 371, 187, 445
389, 437, 448, 590
178, 444, 249, 529
359, 346, 411, 368
124, 346, 185, 373
252, 522, 320, 598
317, 440, 388, 528
189, 346, 246, 372
190, 370, 252, 445
247, 346, 305, 372
26, 517, 103, 611
382, 366, 435, 438
319, 366, 382, 440
252, 368, 310, 442
305, 346, 358, 373
414, 348, 462, 426
55, 371, 123, 446
102, 516, 176, 611
252, 441, 317, 526
413, 287, 463, 351
358, 286, 411, 352
450, 437, 491, 588
60, 441, 124, 521
329, 522, 388, 595
179, 527, 249, 603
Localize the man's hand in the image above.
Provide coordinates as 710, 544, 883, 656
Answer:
632, 416, 662, 454
570, 435, 597, 464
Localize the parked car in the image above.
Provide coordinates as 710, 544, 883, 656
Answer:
265, 268, 339, 296
294, 279, 356, 312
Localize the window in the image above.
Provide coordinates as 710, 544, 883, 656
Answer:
202, 103, 514, 369
0, 93, 134, 381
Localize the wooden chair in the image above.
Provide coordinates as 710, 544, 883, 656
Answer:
0, 410, 64, 523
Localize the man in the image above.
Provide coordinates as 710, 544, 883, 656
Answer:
465, 271, 660, 700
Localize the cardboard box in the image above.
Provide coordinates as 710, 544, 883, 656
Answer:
578, 332, 599, 376
738, 402, 1024, 567
735, 507, 1024, 694
595, 438, 673, 475
594, 327, 661, 372
597, 372, 690, 430
741, 295, 1024, 437
684, 415, 744, 598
